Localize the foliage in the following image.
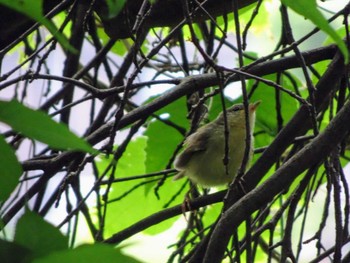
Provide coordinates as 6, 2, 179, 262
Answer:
0, 100, 95, 203
0, 210, 139, 262
1, 0, 350, 262
0, 0, 75, 52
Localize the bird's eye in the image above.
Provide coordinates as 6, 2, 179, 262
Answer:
232, 106, 240, 111
231, 105, 242, 112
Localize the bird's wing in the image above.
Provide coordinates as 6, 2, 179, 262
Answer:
174, 127, 210, 169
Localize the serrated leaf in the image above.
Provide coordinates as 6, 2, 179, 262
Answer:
33, 244, 141, 263
282, 0, 348, 63
0, 100, 95, 153
0, 134, 22, 202
14, 210, 68, 258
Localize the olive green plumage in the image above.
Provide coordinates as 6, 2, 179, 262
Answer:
174, 101, 260, 187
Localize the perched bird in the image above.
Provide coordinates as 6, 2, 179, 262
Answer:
173, 101, 260, 187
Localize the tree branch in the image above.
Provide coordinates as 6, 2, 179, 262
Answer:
203, 96, 350, 263
3, 44, 336, 228
95, 0, 259, 39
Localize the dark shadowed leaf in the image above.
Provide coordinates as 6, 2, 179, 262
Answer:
0, 135, 22, 202
0, 0, 76, 53
105, 0, 127, 18
0, 239, 32, 263
14, 210, 68, 258
33, 244, 141, 263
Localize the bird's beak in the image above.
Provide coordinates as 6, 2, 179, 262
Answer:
249, 100, 261, 111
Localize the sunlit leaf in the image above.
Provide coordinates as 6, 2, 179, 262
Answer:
248, 74, 299, 137
282, 0, 348, 63
97, 27, 131, 56
0, 100, 95, 153
97, 137, 184, 236
145, 97, 188, 175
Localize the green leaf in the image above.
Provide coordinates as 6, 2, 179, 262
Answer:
281, 0, 349, 64
0, 135, 22, 202
0, 100, 95, 153
0, 0, 76, 53
33, 244, 141, 263
205, 92, 236, 121
0, 239, 32, 263
97, 137, 184, 236
97, 28, 131, 56
105, 0, 127, 19
240, 1, 270, 35
0, 0, 43, 25
14, 210, 68, 258
145, 97, 189, 174
98, 136, 148, 178
98, 137, 148, 236
248, 74, 298, 137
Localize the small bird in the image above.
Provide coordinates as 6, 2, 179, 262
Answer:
173, 101, 260, 187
